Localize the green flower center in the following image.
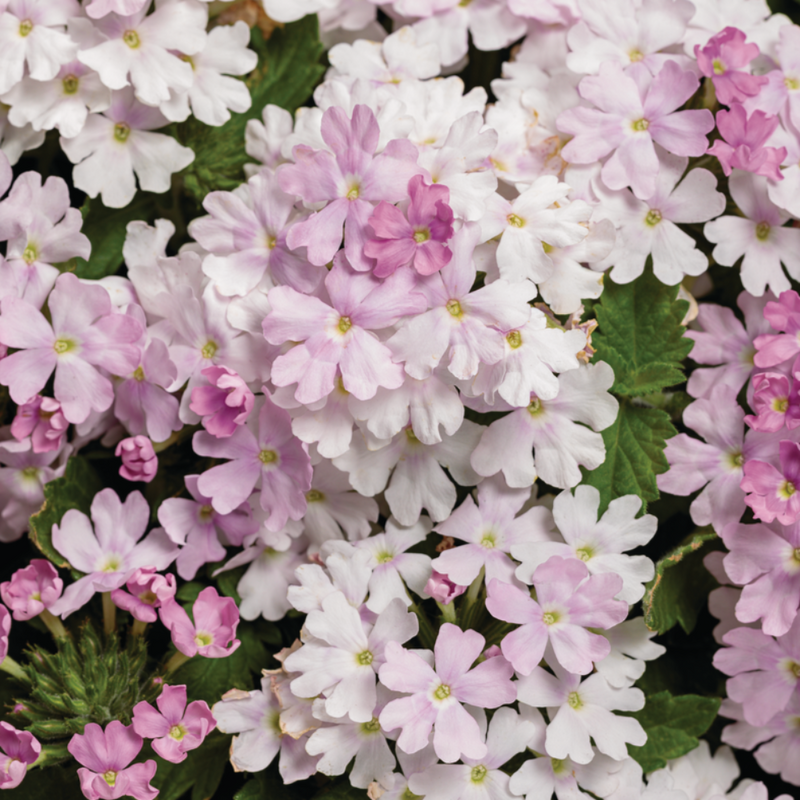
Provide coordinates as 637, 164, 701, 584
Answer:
103, 770, 117, 786
18, 19, 33, 36
259, 449, 278, 465
756, 221, 771, 241
21, 467, 39, 480
774, 397, 790, 413
201, 340, 218, 359
645, 209, 662, 226
506, 330, 522, 349
361, 717, 381, 733
628, 48, 644, 62
631, 118, 649, 132
114, 122, 131, 143
575, 546, 593, 562
401, 789, 423, 800
470, 765, 488, 783
405, 427, 419, 443
22, 244, 38, 264
53, 338, 76, 355
139, 591, 158, 606
567, 691, 582, 709
169, 724, 186, 740
132, 365, 145, 382
480, 531, 497, 549
446, 299, 463, 318
194, 631, 213, 647
356, 650, 374, 666
791, 661, 800, 679
346, 184, 360, 200
542, 610, 560, 625
780, 480, 796, 499
434, 683, 451, 701
527, 397, 543, 416
376, 550, 394, 564
413, 228, 431, 244
551, 757, 567, 774
786, 77, 800, 91
338, 316, 352, 334
507, 213, 525, 228
123, 29, 140, 48
712, 58, 726, 75
305, 489, 325, 503
62, 74, 79, 95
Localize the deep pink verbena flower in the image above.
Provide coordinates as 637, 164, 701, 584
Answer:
116, 436, 158, 483
378, 623, 516, 763
159, 586, 240, 659
0, 721, 40, 790
745, 372, 800, 432
132, 684, 215, 764
364, 175, 454, 278
557, 60, 714, 199
754, 290, 800, 368
110, 567, 176, 624
0, 559, 62, 621
189, 365, 254, 438
694, 27, 768, 106
708, 104, 787, 181
10, 395, 68, 453
68, 721, 158, 800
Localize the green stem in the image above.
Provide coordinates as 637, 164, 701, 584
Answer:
409, 603, 436, 651
40, 609, 68, 640
164, 651, 191, 674
131, 618, 148, 638
460, 567, 486, 632
436, 600, 457, 625
102, 593, 116, 635
0, 656, 29, 684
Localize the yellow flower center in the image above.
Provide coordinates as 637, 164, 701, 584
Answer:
22, 244, 37, 264
629, 48, 644, 62
712, 58, 726, 75
542, 610, 560, 625
434, 683, 451, 700
361, 717, 381, 733
201, 340, 218, 359
413, 228, 431, 244
132, 366, 145, 382
338, 316, 352, 334
103, 770, 117, 786
756, 221, 771, 241
18, 19, 33, 36
259, 449, 278, 465
507, 213, 525, 228
631, 118, 649, 132
194, 631, 213, 647
645, 209, 662, 226
356, 650, 374, 666
527, 397, 543, 416
774, 397, 790, 413
53, 338, 75, 355
470, 765, 488, 783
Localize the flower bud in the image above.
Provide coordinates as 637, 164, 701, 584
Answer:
116, 436, 158, 483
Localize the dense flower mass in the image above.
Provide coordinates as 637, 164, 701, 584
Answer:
0, 0, 797, 798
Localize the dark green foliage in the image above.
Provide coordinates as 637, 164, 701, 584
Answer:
626, 691, 721, 772
28, 457, 103, 569
177, 16, 325, 202
643, 529, 720, 634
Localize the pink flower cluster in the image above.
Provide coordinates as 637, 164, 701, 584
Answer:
662, 287, 800, 786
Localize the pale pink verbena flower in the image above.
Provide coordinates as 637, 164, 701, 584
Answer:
512, 485, 657, 604
48, 488, 178, 618
558, 60, 714, 199
379, 623, 516, 763
432, 474, 556, 589
278, 104, 421, 272
189, 365, 255, 438
486, 556, 627, 676
263, 256, 426, 405
0, 721, 40, 790
753, 289, 800, 368
285, 593, 418, 723
742, 439, 800, 525
0, 273, 142, 424
11, 395, 68, 454
158, 474, 257, 580
193, 391, 312, 530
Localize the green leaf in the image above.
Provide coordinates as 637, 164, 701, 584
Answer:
593, 268, 692, 396
643, 529, 720, 634
71, 194, 158, 280
150, 732, 230, 800
626, 691, 721, 772
581, 403, 676, 515
28, 457, 103, 568
178, 16, 325, 202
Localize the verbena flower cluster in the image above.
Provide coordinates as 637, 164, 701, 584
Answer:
0, 0, 257, 207
0, 0, 797, 798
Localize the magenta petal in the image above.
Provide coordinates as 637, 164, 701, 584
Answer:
132, 701, 171, 740
156, 684, 187, 725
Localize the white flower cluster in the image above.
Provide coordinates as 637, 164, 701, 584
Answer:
0, 0, 256, 207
